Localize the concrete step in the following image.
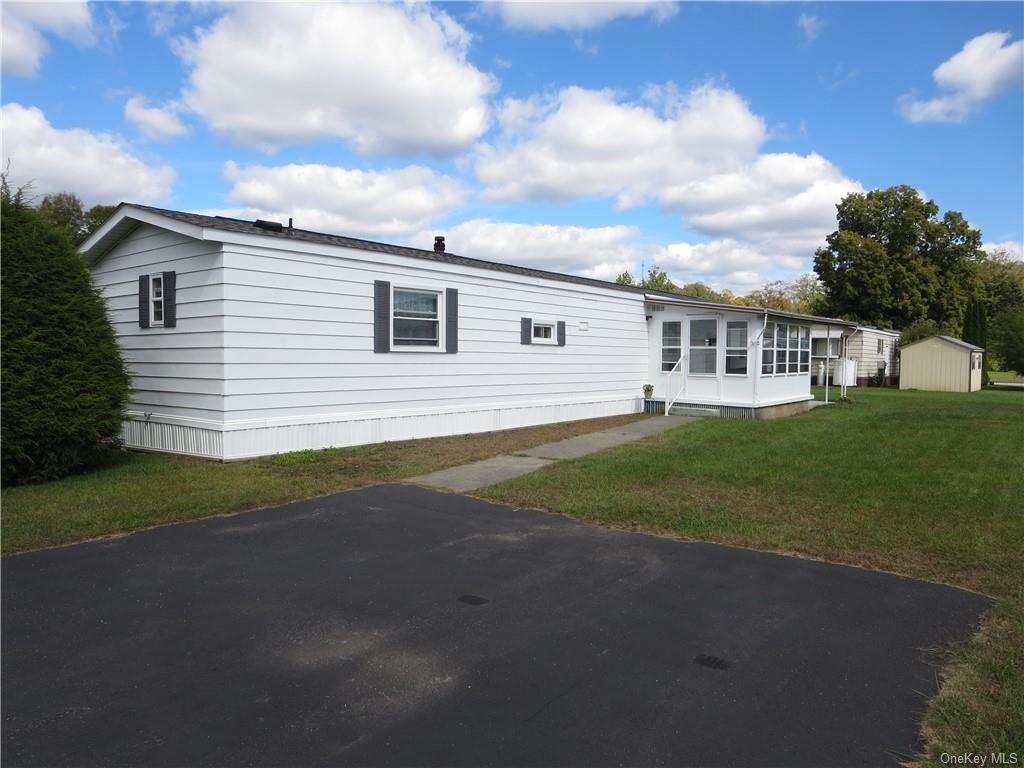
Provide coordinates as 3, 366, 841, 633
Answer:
668, 406, 720, 418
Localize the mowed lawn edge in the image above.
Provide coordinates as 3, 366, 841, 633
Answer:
0, 413, 649, 555
479, 388, 1024, 763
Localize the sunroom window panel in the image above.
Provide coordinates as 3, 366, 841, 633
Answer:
689, 349, 716, 375
688, 319, 717, 375
764, 322, 775, 349
726, 355, 748, 375
788, 349, 799, 373
690, 319, 717, 348
800, 327, 810, 350
775, 324, 787, 348
761, 349, 774, 375
799, 351, 810, 372
662, 322, 681, 372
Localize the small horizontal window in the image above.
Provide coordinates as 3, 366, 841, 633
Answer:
533, 324, 553, 340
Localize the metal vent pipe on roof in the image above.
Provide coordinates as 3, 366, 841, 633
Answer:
434, 236, 445, 253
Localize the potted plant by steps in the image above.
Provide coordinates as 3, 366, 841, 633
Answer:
643, 384, 654, 399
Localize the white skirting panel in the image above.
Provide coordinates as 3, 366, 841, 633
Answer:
222, 397, 641, 460
121, 418, 224, 459
120, 397, 642, 461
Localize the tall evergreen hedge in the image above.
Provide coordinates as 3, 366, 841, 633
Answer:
1, 190, 131, 484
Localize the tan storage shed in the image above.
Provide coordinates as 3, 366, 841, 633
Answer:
899, 336, 984, 393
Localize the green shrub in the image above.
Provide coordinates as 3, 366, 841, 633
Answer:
1, 189, 131, 485
991, 306, 1024, 376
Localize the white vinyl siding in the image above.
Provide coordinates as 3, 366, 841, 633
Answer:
90, 223, 225, 426
217, 242, 647, 425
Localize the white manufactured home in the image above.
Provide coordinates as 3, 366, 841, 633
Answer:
81, 205, 856, 460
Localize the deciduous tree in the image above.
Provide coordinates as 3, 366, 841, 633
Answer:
813, 185, 984, 329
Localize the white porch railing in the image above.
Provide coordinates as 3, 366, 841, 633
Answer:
665, 353, 686, 415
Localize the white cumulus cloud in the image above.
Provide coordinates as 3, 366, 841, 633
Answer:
418, 219, 650, 279
898, 31, 1024, 123
219, 161, 466, 240
982, 241, 1024, 261
490, 1, 677, 31
175, 3, 496, 155
124, 97, 187, 141
1, 1, 94, 76
1, 103, 175, 205
476, 83, 766, 205
475, 82, 861, 277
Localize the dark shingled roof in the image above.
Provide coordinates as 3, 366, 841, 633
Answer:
124, 204, 708, 304
101, 203, 855, 327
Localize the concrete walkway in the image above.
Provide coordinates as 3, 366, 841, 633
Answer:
406, 415, 696, 493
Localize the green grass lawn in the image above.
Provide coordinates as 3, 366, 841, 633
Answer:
989, 370, 1024, 384
480, 387, 1024, 763
0, 413, 646, 554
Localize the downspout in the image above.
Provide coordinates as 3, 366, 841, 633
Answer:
824, 325, 831, 404
752, 311, 768, 405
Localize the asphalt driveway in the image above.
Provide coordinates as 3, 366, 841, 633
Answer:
2, 484, 988, 767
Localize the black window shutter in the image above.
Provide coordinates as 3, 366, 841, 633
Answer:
557, 321, 566, 346
162, 271, 177, 328
138, 275, 150, 328
445, 288, 458, 354
374, 280, 391, 353
521, 317, 532, 345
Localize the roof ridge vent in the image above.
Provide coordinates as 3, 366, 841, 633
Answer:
254, 219, 284, 232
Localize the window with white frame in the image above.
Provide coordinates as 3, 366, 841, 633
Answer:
662, 322, 681, 372
812, 337, 841, 357
149, 274, 164, 326
689, 318, 717, 375
762, 322, 775, 375
532, 323, 555, 343
877, 338, 885, 354
725, 321, 748, 375
392, 288, 441, 347
761, 322, 811, 376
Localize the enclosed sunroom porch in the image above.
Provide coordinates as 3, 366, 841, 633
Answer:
643, 295, 856, 418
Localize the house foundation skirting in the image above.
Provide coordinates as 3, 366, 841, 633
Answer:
659, 398, 813, 420
120, 396, 643, 461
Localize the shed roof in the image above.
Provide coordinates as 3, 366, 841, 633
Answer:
902, 335, 983, 352
81, 203, 855, 327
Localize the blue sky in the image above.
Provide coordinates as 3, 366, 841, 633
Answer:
3, 1, 1022, 292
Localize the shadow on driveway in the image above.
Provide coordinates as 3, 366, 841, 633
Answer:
2, 484, 989, 767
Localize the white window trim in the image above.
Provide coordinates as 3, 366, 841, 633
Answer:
149, 273, 165, 328
687, 316, 719, 378
531, 320, 558, 345
390, 283, 445, 353
724, 319, 749, 377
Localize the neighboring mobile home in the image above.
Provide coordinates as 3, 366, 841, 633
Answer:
81, 205, 856, 460
899, 336, 984, 393
810, 325, 901, 387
